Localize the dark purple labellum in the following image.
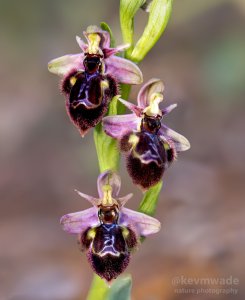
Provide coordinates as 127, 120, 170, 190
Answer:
80, 223, 137, 282
61, 54, 118, 136
120, 129, 174, 190
79, 204, 137, 282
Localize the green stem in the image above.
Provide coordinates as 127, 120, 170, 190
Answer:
94, 96, 121, 173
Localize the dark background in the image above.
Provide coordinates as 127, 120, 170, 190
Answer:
0, 0, 245, 299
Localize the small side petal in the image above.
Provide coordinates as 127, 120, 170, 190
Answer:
97, 170, 121, 198
76, 35, 88, 52
105, 56, 143, 84
119, 98, 143, 117
160, 125, 190, 152
117, 193, 133, 207
103, 43, 130, 58
119, 207, 161, 237
137, 78, 164, 108
60, 207, 99, 234
75, 189, 100, 206
103, 114, 139, 139
162, 103, 177, 115
48, 53, 84, 76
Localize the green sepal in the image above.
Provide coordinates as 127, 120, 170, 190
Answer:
94, 95, 121, 173
120, 0, 146, 58
131, 0, 173, 63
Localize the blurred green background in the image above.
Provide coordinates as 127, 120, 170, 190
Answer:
0, 0, 245, 299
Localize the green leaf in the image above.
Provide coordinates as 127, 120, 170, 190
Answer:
86, 275, 109, 300
120, 0, 146, 58
107, 276, 132, 300
131, 0, 173, 63
139, 181, 163, 216
94, 96, 121, 173
100, 22, 116, 48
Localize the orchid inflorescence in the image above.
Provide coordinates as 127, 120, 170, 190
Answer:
48, 1, 190, 290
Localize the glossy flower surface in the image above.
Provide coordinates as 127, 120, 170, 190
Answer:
60, 170, 160, 282
48, 26, 143, 136
103, 79, 190, 190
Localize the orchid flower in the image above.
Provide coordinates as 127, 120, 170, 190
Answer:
48, 26, 143, 136
60, 170, 160, 282
103, 79, 190, 190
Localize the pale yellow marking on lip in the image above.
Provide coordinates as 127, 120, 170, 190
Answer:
122, 227, 130, 239
70, 76, 77, 86
101, 80, 109, 90
163, 142, 170, 150
87, 228, 96, 239
128, 133, 139, 148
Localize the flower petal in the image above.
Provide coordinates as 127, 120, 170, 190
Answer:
160, 124, 190, 152
118, 98, 143, 117
117, 193, 133, 207
76, 35, 88, 52
103, 43, 130, 58
137, 78, 164, 108
48, 54, 84, 76
103, 114, 139, 139
97, 170, 121, 198
105, 56, 143, 84
60, 207, 99, 234
119, 207, 161, 237
75, 189, 100, 206
162, 103, 177, 115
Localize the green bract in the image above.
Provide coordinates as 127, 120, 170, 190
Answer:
120, 0, 173, 63
120, 0, 146, 58
132, 0, 172, 62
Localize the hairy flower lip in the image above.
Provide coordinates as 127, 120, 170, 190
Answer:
48, 26, 143, 85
